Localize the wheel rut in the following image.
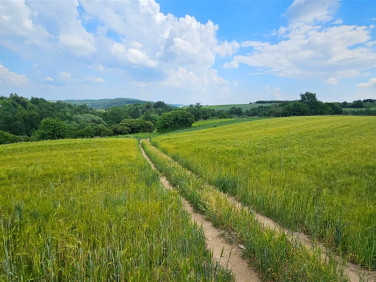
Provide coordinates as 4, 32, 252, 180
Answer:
144, 140, 376, 282
139, 141, 260, 282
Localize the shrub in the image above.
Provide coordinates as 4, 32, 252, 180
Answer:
0, 130, 29, 144
74, 124, 113, 138
119, 119, 154, 133
33, 118, 68, 140
156, 110, 194, 132
111, 124, 131, 135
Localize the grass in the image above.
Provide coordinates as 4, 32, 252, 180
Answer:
0, 138, 232, 280
193, 118, 237, 126
141, 139, 345, 281
151, 115, 376, 270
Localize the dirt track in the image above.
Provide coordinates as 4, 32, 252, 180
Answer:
140, 141, 260, 282
142, 140, 376, 282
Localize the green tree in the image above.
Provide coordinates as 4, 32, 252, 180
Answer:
0, 99, 26, 135
300, 92, 331, 115
0, 130, 29, 144
100, 107, 131, 125
33, 118, 68, 140
229, 106, 243, 116
283, 102, 309, 116
156, 110, 194, 132
120, 119, 154, 133
110, 124, 131, 135
73, 124, 113, 138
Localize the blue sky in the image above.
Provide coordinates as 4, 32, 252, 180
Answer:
0, 0, 375, 105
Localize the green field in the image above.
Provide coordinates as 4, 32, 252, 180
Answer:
203, 103, 275, 111
142, 140, 343, 281
152, 116, 376, 269
0, 139, 230, 280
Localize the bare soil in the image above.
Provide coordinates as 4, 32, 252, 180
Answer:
139, 141, 260, 282
143, 140, 376, 282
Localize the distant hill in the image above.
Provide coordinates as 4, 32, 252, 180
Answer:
62, 98, 150, 109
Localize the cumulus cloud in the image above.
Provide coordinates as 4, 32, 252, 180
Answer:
357, 78, 376, 88
0, 63, 28, 85
214, 41, 240, 57
0, 0, 233, 103
227, 0, 376, 84
286, 0, 340, 24
58, 27, 95, 56
0, 0, 49, 51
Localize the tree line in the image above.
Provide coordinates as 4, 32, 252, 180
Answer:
1, 92, 375, 144
243, 93, 376, 117
0, 94, 180, 143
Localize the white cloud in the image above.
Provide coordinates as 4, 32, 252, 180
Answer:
325, 77, 338, 85
83, 76, 105, 83
214, 41, 240, 57
58, 28, 95, 56
0, 0, 49, 51
0, 63, 28, 85
111, 42, 157, 67
45, 76, 54, 81
286, 0, 340, 24
227, 0, 376, 83
59, 72, 72, 80
357, 78, 376, 88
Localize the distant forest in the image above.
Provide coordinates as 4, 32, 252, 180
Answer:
63, 98, 149, 109
0, 92, 375, 144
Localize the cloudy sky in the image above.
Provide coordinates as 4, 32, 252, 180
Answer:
0, 0, 375, 105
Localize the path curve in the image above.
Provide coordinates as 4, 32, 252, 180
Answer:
139, 141, 260, 282
146, 140, 376, 282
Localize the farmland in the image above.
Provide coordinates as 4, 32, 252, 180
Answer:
0, 139, 231, 280
141, 139, 344, 281
2, 115, 375, 280
151, 116, 376, 270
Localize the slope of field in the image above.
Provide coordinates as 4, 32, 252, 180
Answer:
0, 139, 231, 280
142, 140, 344, 281
152, 116, 376, 269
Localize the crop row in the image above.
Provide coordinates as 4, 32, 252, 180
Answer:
0, 139, 231, 280
151, 116, 376, 269
141, 139, 345, 281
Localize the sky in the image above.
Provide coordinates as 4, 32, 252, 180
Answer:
0, 0, 375, 105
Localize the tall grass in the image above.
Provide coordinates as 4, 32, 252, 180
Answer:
0, 138, 231, 280
152, 116, 376, 270
142, 139, 345, 281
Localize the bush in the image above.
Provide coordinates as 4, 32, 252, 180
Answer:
111, 124, 131, 135
74, 124, 113, 138
119, 119, 154, 133
0, 130, 29, 144
33, 118, 68, 140
72, 114, 106, 125
156, 110, 194, 132
283, 102, 310, 116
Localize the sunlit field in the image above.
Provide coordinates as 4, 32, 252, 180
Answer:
152, 116, 376, 269
0, 138, 231, 280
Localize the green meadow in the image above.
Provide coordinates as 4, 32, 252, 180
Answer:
152, 116, 376, 269
0, 138, 230, 280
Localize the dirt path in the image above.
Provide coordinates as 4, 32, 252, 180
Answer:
144, 140, 376, 282
139, 141, 260, 282
225, 195, 375, 282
